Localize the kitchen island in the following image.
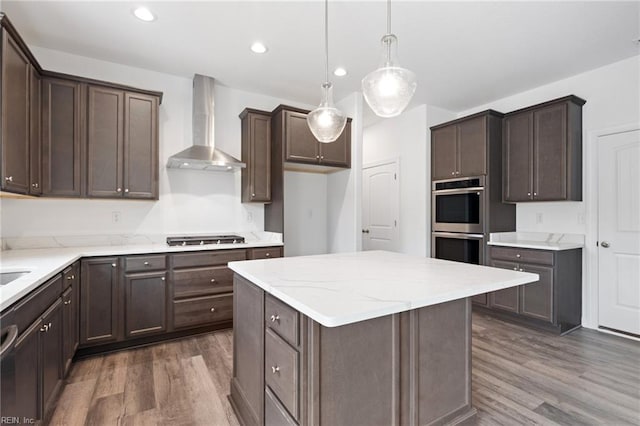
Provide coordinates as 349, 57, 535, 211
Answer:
228, 251, 537, 426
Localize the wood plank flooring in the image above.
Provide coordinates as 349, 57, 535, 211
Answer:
49, 313, 640, 425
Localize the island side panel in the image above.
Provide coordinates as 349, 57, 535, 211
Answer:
230, 275, 265, 426
411, 298, 476, 425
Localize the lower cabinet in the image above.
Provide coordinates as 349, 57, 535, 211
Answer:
62, 262, 79, 376
14, 320, 40, 421
124, 271, 168, 338
40, 299, 63, 413
80, 257, 120, 345
482, 246, 582, 334
174, 293, 233, 330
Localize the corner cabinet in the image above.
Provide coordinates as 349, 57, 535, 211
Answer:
80, 257, 120, 346
241, 108, 272, 203
503, 95, 585, 202
274, 105, 352, 170
87, 87, 159, 199
431, 111, 503, 180
482, 245, 582, 334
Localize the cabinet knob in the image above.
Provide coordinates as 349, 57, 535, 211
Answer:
144, 261, 150, 266
527, 192, 531, 196
271, 366, 280, 374
516, 254, 521, 258
210, 278, 216, 283
456, 171, 460, 175
125, 189, 129, 193
161, 277, 165, 281
320, 156, 324, 160
64, 300, 71, 305
451, 172, 455, 176
533, 192, 537, 196
67, 275, 73, 280
40, 324, 49, 332
4, 176, 13, 182
112, 263, 117, 267
117, 188, 122, 193
316, 155, 320, 159
513, 267, 518, 271
210, 307, 216, 313
265, 253, 270, 257
31, 182, 39, 188
252, 193, 255, 197
519, 268, 524, 272
270, 314, 280, 322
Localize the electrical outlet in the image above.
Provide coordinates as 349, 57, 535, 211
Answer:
112, 211, 121, 223
536, 213, 543, 224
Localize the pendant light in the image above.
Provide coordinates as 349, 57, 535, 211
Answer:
307, 0, 347, 143
362, 0, 417, 118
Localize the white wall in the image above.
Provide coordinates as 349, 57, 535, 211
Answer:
0, 46, 312, 239
455, 55, 640, 329
362, 104, 432, 256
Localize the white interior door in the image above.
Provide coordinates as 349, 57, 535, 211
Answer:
598, 129, 640, 336
362, 161, 399, 251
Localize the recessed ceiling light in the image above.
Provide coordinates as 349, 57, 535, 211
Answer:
250, 42, 268, 54
133, 7, 156, 22
333, 67, 347, 77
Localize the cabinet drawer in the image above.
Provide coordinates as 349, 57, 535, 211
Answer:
265, 294, 299, 347
62, 265, 74, 290
265, 386, 298, 426
173, 266, 234, 298
173, 293, 233, 329
172, 250, 247, 269
125, 255, 167, 272
490, 246, 554, 266
249, 247, 283, 260
13, 274, 63, 335
265, 329, 299, 420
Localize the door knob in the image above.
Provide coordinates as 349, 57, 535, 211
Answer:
601, 241, 610, 248
362, 229, 370, 234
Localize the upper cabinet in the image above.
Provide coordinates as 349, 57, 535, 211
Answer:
431, 111, 503, 180
240, 108, 272, 203
503, 96, 585, 203
41, 77, 83, 197
275, 106, 352, 170
29, 66, 42, 195
1, 28, 31, 194
87, 87, 159, 199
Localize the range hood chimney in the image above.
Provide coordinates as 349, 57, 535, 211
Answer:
166, 74, 246, 171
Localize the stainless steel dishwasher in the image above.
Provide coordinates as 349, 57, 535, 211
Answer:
0, 323, 19, 417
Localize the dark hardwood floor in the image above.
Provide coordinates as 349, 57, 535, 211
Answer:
49, 313, 640, 425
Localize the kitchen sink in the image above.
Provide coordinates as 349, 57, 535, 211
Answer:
0, 271, 30, 286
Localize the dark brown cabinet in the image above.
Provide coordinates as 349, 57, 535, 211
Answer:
40, 299, 63, 414
1, 29, 31, 194
124, 271, 168, 338
29, 66, 42, 195
13, 320, 40, 420
482, 245, 582, 334
277, 106, 351, 169
87, 88, 159, 199
80, 257, 120, 346
42, 77, 83, 197
241, 108, 272, 202
503, 95, 585, 202
431, 112, 502, 180
61, 262, 79, 376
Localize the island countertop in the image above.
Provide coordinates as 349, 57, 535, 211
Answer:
228, 250, 538, 327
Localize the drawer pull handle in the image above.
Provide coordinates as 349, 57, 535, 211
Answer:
265, 253, 270, 257
210, 307, 216, 313
112, 263, 117, 268
519, 268, 524, 272
144, 261, 150, 266
161, 277, 165, 281
513, 267, 518, 271
271, 366, 280, 374
516, 254, 521, 258
67, 276, 73, 280
211, 278, 216, 283
270, 314, 280, 322
40, 324, 49, 332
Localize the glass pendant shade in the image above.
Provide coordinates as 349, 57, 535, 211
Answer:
308, 82, 347, 143
362, 34, 417, 118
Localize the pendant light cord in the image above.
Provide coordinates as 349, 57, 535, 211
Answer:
387, 0, 391, 34
324, 0, 329, 84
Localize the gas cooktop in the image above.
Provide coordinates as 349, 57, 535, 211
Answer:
166, 235, 245, 246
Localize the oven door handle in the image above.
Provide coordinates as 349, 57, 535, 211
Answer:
0, 325, 18, 361
432, 232, 485, 239
433, 187, 484, 195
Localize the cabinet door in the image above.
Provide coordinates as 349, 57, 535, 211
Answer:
244, 111, 272, 202
284, 111, 319, 164
61, 283, 78, 377
42, 78, 83, 196
533, 103, 567, 201
14, 320, 40, 421
124, 271, 167, 338
489, 260, 520, 313
87, 86, 124, 198
457, 116, 487, 177
123, 92, 158, 199
472, 293, 488, 306
1, 31, 30, 194
80, 257, 120, 346
41, 299, 63, 411
503, 112, 533, 202
30, 66, 42, 195
431, 125, 457, 180
319, 120, 351, 167
519, 264, 554, 323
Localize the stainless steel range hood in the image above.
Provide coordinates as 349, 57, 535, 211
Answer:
166, 74, 246, 171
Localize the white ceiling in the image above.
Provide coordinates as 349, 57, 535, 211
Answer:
3, 1, 639, 114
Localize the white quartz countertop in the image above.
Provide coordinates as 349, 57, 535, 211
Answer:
228, 250, 538, 328
0, 239, 282, 312
488, 232, 585, 251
